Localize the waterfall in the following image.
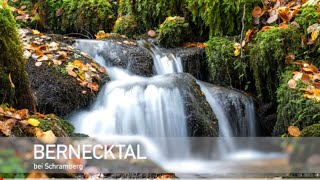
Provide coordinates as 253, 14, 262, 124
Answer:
69, 40, 283, 176
71, 69, 187, 137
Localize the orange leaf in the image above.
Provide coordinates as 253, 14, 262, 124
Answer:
73, 60, 84, 69
279, 23, 288, 29
245, 29, 253, 40
252, 6, 263, 18
301, 73, 311, 83
288, 126, 301, 137
260, 26, 271, 32
87, 82, 99, 92
2, 2, 7, 8
278, 7, 290, 23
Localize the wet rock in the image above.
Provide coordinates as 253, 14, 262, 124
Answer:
74, 39, 154, 77
172, 73, 219, 136
167, 47, 208, 80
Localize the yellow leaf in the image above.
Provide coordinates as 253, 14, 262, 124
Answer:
32, 29, 41, 35
288, 126, 301, 137
312, 30, 319, 41
234, 49, 240, 57
27, 118, 40, 127
2, 2, 7, 8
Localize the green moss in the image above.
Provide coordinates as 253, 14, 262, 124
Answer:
295, 6, 320, 34
206, 36, 248, 89
157, 16, 190, 47
301, 124, 320, 137
0, 149, 25, 178
9, 0, 115, 35
187, 0, 261, 36
0, 3, 35, 110
112, 15, 140, 38
273, 70, 320, 136
119, 0, 186, 30
37, 115, 75, 137
249, 27, 301, 102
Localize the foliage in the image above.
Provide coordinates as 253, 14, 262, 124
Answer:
9, 0, 115, 35
249, 26, 301, 102
118, 0, 186, 30
274, 69, 320, 136
157, 16, 190, 47
187, 0, 261, 36
0, 2, 35, 111
112, 15, 140, 38
206, 36, 249, 89
301, 123, 320, 136
295, 6, 320, 34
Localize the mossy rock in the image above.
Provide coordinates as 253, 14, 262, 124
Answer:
112, 15, 140, 38
157, 16, 190, 48
206, 36, 249, 89
249, 26, 301, 103
273, 70, 320, 136
23, 32, 109, 117
118, 0, 187, 30
301, 124, 320, 137
9, 0, 115, 35
295, 6, 320, 34
12, 115, 75, 137
187, 0, 261, 36
0, 3, 35, 111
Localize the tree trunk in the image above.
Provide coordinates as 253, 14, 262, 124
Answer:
0, 4, 36, 111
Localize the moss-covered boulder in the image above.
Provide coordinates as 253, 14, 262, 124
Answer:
295, 6, 320, 34
301, 124, 320, 137
187, 0, 261, 36
0, 3, 35, 111
157, 16, 190, 48
206, 36, 249, 89
20, 31, 109, 117
112, 15, 140, 38
273, 70, 320, 136
9, 0, 115, 35
249, 27, 301, 103
118, 0, 186, 30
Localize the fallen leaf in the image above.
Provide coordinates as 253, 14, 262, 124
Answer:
27, 171, 48, 179
252, 6, 263, 18
98, 66, 106, 73
87, 82, 99, 92
35, 128, 57, 144
279, 23, 288, 29
234, 49, 240, 57
68, 70, 78, 78
288, 126, 301, 137
32, 29, 41, 35
35, 62, 42, 67
148, 30, 156, 38
27, 118, 40, 127
312, 30, 319, 41
278, 7, 290, 23
288, 79, 297, 89
267, 14, 279, 24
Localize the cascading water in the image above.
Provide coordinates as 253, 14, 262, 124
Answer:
70, 39, 285, 176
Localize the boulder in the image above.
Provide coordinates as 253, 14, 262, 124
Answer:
22, 31, 109, 117
172, 73, 218, 136
74, 39, 154, 77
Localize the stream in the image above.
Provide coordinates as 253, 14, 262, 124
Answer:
70, 39, 288, 177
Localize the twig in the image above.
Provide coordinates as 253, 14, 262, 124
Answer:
240, 4, 246, 59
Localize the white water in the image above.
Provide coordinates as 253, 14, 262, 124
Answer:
70, 40, 286, 175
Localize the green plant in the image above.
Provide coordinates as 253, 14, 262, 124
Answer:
157, 16, 190, 47
0, 149, 25, 178
295, 6, 320, 34
112, 15, 140, 38
249, 26, 301, 102
301, 124, 320, 137
206, 36, 248, 88
274, 70, 320, 136
187, 0, 261, 36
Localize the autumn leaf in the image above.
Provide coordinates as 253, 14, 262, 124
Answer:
278, 7, 290, 23
68, 70, 77, 78
28, 118, 40, 127
288, 79, 297, 89
32, 29, 41, 35
288, 126, 301, 137
35, 128, 57, 144
252, 6, 263, 18
311, 30, 319, 41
